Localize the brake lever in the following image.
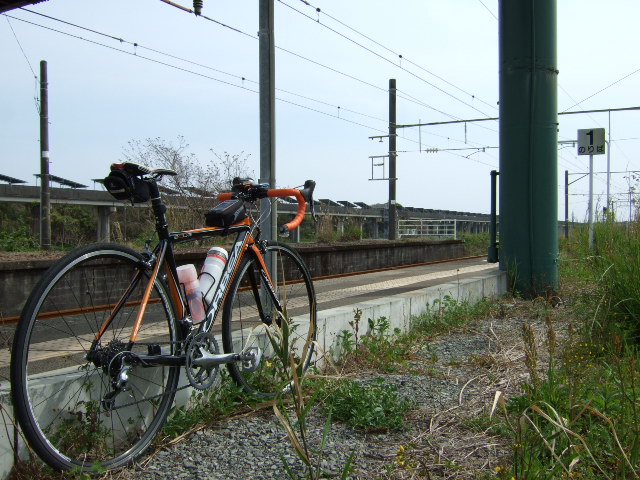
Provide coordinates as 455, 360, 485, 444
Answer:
301, 180, 317, 222
310, 197, 317, 222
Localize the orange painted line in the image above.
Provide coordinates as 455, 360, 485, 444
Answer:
309, 255, 488, 282
0, 298, 161, 327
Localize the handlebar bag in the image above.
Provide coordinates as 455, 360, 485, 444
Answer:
103, 169, 151, 203
205, 199, 247, 227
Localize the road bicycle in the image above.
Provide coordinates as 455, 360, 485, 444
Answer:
10, 162, 317, 472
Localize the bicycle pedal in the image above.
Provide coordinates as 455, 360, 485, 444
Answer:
241, 347, 263, 372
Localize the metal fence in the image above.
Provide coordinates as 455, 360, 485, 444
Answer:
398, 218, 457, 239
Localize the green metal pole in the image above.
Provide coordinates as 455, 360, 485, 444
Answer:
488, 170, 499, 263
389, 78, 397, 240
498, 0, 558, 295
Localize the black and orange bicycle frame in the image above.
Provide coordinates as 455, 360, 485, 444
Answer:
91, 179, 305, 365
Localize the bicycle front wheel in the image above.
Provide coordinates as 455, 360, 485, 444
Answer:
11, 243, 181, 472
222, 241, 316, 396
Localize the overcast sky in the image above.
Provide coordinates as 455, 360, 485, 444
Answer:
1, 0, 639, 220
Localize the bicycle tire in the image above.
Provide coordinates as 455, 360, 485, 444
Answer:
221, 241, 316, 396
11, 243, 181, 472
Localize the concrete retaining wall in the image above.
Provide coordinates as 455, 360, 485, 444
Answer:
0, 240, 465, 320
0, 266, 505, 478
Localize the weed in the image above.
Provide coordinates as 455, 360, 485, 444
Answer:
521, 323, 540, 392
460, 232, 490, 257
319, 377, 412, 432
413, 295, 493, 337
265, 314, 356, 480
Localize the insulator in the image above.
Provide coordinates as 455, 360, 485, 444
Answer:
193, 0, 203, 16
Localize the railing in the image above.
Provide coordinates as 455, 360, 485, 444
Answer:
398, 218, 457, 239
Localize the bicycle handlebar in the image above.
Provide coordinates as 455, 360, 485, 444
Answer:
217, 180, 316, 234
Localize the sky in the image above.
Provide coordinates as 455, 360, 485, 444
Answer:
1, 0, 639, 220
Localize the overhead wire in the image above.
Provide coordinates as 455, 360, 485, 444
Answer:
4, 14, 39, 113
13, 6, 487, 151
155, 0, 499, 147
9, 10, 388, 126
5, 14, 37, 77
4, 13, 260, 91
561, 64, 640, 113
477, 0, 498, 21
290, 0, 498, 113
396, 89, 499, 136
394, 89, 500, 154
559, 84, 603, 126
278, 0, 494, 118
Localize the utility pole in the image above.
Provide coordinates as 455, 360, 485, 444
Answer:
388, 79, 397, 240
259, 0, 276, 243
39, 60, 51, 250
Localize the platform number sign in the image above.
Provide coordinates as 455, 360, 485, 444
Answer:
577, 128, 605, 155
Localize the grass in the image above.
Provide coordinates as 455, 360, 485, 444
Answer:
460, 232, 490, 257
334, 297, 495, 376
318, 377, 412, 432
493, 222, 640, 479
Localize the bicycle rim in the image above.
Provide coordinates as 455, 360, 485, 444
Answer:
10, 244, 180, 471
222, 242, 316, 396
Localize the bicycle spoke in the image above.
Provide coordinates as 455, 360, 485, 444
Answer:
12, 245, 180, 471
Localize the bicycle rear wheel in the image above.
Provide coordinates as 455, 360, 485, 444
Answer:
11, 243, 181, 472
222, 241, 316, 396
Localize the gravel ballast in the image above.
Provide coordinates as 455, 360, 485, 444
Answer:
115, 304, 556, 480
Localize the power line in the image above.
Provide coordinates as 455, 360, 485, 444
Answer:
477, 0, 498, 21
155, 0, 394, 100
3, 13, 259, 89
396, 105, 640, 128
7, 10, 388, 126
278, 0, 494, 118
559, 84, 602, 127
159, 0, 499, 125
5, 14, 36, 77
4, 14, 39, 114
396, 89, 458, 120
561, 66, 640, 113
154, 0, 394, 97
291, 0, 498, 112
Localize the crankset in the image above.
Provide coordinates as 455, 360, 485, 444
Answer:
185, 332, 221, 390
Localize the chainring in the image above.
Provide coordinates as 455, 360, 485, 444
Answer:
185, 331, 220, 390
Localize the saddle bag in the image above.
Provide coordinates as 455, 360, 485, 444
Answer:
103, 168, 151, 203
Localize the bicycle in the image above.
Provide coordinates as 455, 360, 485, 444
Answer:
10, 162, 318, 472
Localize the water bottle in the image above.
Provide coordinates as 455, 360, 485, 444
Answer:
200, 246, 228, 307
176, 264, 205, 322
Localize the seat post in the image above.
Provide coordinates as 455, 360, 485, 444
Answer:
148, 180, 169, 240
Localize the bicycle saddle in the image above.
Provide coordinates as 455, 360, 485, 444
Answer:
114, 162, 178, 178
